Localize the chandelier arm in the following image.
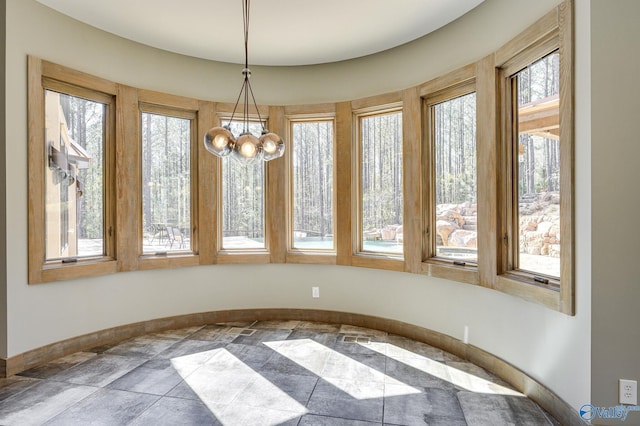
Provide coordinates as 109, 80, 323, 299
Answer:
229, 77, 247, 124
246, 79, 265, 131
244, 78, 251, 133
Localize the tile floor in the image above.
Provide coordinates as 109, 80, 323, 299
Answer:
0, 321, 560, 425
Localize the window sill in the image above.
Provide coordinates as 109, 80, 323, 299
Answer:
30, 259, 118, 284
286, 251, 337, 265
138, 254, 200, 271
495, 274, 563, 312
421, 261, 479, 286
217, 251, 271, 264
352, 254, 404, 272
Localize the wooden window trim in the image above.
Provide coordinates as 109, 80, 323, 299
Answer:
267, 106, 287, 263
286, 252, 337, 266
286, 114, 337, 264
197, 100, 218, 265
335, 102, 353, 267
351, 92, 402, 112
115, 84, 139, 272
136, 96, 200, 270
422, 76, 479, 286
495, 1, 574, 315
216, 252, 271, 264
401, 87, 422, 274
28, 56, 117, 284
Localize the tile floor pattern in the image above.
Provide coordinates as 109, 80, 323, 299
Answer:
0, 321, 560, 425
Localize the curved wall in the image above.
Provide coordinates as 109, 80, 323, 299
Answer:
4, 0, 590, 412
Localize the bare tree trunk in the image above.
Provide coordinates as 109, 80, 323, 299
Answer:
143, 114, 152, 229
77, 101, 87, 238
316, 122, 325, 237
527, 135, 535, 194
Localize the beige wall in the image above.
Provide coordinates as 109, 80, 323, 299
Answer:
4, 0, 594, 413
591, 0, 640, 423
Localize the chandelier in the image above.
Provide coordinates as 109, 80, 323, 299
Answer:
204, 0, 285, 164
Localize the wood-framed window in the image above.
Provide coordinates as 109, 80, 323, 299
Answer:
495, 1, 574, 314
288, 117, 336, 254
355, 106, 404, 260
424, 84, 478, 269
216, 116, 270, 260
140, 105, 197, 257
416, 64, 480, 285
28, 57, 117, 283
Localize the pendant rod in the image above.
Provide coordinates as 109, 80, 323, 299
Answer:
203, 0, 285, 163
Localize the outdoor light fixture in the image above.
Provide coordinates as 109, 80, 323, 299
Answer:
204, 0, 285, 164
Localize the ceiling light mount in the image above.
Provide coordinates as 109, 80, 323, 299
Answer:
204, 0, 284, 164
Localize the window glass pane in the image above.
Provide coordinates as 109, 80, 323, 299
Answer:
360, 112, 403, 255
433, 92, 477, 262
515, 52, 560, 277
142, 112, 191, 253
222, 120, 265, 249
45, 90, 105, 260
292, 121, 334, 250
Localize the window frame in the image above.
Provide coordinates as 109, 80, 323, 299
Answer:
286, 113, 337, 263
28, 57, 118, 283
416, 64, 481, 285
495, 2, 574, 314
353, 102, 404, 270
215, 105, 271, 264
138, 102, 199, 263
422, 81, 479, 282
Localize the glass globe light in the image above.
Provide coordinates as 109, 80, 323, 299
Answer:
260, 131, 285, 161
234, 132, 263, 164
204, 126, 235, 157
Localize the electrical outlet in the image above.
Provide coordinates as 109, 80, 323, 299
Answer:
312, 287, 320, 298
619, 379, 638, 405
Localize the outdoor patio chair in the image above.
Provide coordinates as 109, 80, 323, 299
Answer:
167, 227, 185, 249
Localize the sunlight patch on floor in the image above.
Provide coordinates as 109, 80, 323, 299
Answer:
363, 342, 524, 396
171, 348, 307, 425
264, 339, 420, 399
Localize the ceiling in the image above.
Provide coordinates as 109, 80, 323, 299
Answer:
36, 0, 485, 66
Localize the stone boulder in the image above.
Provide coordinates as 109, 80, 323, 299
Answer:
519, 217, 560, 257
436, 220, 458, 247
437, 210, 465, 228
536, 221, 553, 235
447, 230, 477, 248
